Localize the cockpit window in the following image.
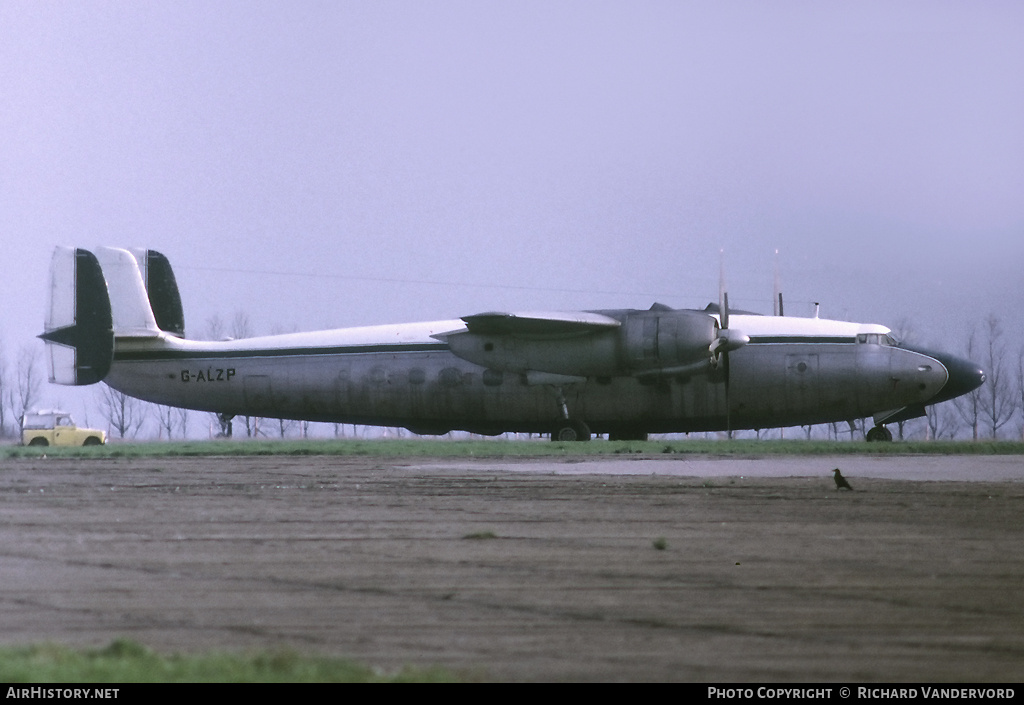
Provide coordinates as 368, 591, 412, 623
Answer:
857, 333, 895, 346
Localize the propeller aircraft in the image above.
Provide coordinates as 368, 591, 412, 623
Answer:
40, 247, 985, 442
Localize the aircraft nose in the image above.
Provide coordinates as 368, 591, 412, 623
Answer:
930, 352, 986, 404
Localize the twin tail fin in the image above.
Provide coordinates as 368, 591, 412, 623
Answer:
39, 247, 185, 386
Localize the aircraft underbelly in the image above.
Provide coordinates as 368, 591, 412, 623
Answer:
104, 341, 947, 435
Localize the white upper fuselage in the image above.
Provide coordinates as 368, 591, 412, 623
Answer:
716, 313, 892, 340
119, 312, 892, 356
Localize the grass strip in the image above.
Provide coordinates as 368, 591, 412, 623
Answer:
3, 437, 1023, 459
0, 639, 456, 683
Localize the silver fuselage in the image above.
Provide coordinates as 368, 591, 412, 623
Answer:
105, 313, 955, 435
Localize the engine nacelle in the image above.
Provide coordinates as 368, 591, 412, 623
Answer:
445, 309, 717, 378
619, 309, 717, 372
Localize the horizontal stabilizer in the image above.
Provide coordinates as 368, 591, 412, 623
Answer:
39, 247, 113, 385
462, 311, 621, 338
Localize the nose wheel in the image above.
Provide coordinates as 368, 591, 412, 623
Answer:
866, 424, 893, 442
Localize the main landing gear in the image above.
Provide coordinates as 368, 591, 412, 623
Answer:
865, 424, 893, 442
552, 419, 591, 442
549, 385, 592, 442
216, 413, 234, 438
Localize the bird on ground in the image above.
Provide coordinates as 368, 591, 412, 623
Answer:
832, 468, 853, 491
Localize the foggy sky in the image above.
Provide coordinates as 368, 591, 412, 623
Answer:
2, 1, 1022, 425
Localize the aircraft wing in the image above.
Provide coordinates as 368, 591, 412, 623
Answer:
461, 311, 621, 338
448, 307, 725, 380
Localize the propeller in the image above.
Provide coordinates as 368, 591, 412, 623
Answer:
710, 254, 749, 435
773, 248, 784, 316
709, 258, 748, 368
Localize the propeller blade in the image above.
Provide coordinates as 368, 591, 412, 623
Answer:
719, 258, 732, 434
715, 251, 746, 437
718, 252, 728, 330
724, 345, 732, 437
773, 249, 782, 316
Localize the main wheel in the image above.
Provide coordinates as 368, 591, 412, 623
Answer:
866, 425, 893, 442
28, 437, 49, 447
552, 419, 591, 442
83, 436, 103, 446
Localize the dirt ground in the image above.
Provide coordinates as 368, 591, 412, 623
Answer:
1, 453, 1022, 682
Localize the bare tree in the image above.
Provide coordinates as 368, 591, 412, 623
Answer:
0, 336, 9, 438
1017, 347, 1024, 441
11, 344, 43, 428
205, 310, 254, 341
156, 404, 188, 440
99, 384, 147, 439
954, 329, 982, 440
332, 423, 366, 438
276, 417, 296, 438
231, 311, 253, 340
177, 407, 190, 439
156, 404, 175, 439
154, 405, 191, 440
978, 315, 1015, 439
926, 402, 957, 441
204, 313, 226, 341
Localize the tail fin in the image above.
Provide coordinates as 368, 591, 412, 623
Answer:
131, 249, 185, 338
94, 247, 161, 337
39, 247, 114, 385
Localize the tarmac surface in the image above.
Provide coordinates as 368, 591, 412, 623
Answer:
1, 452, 1023, 682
